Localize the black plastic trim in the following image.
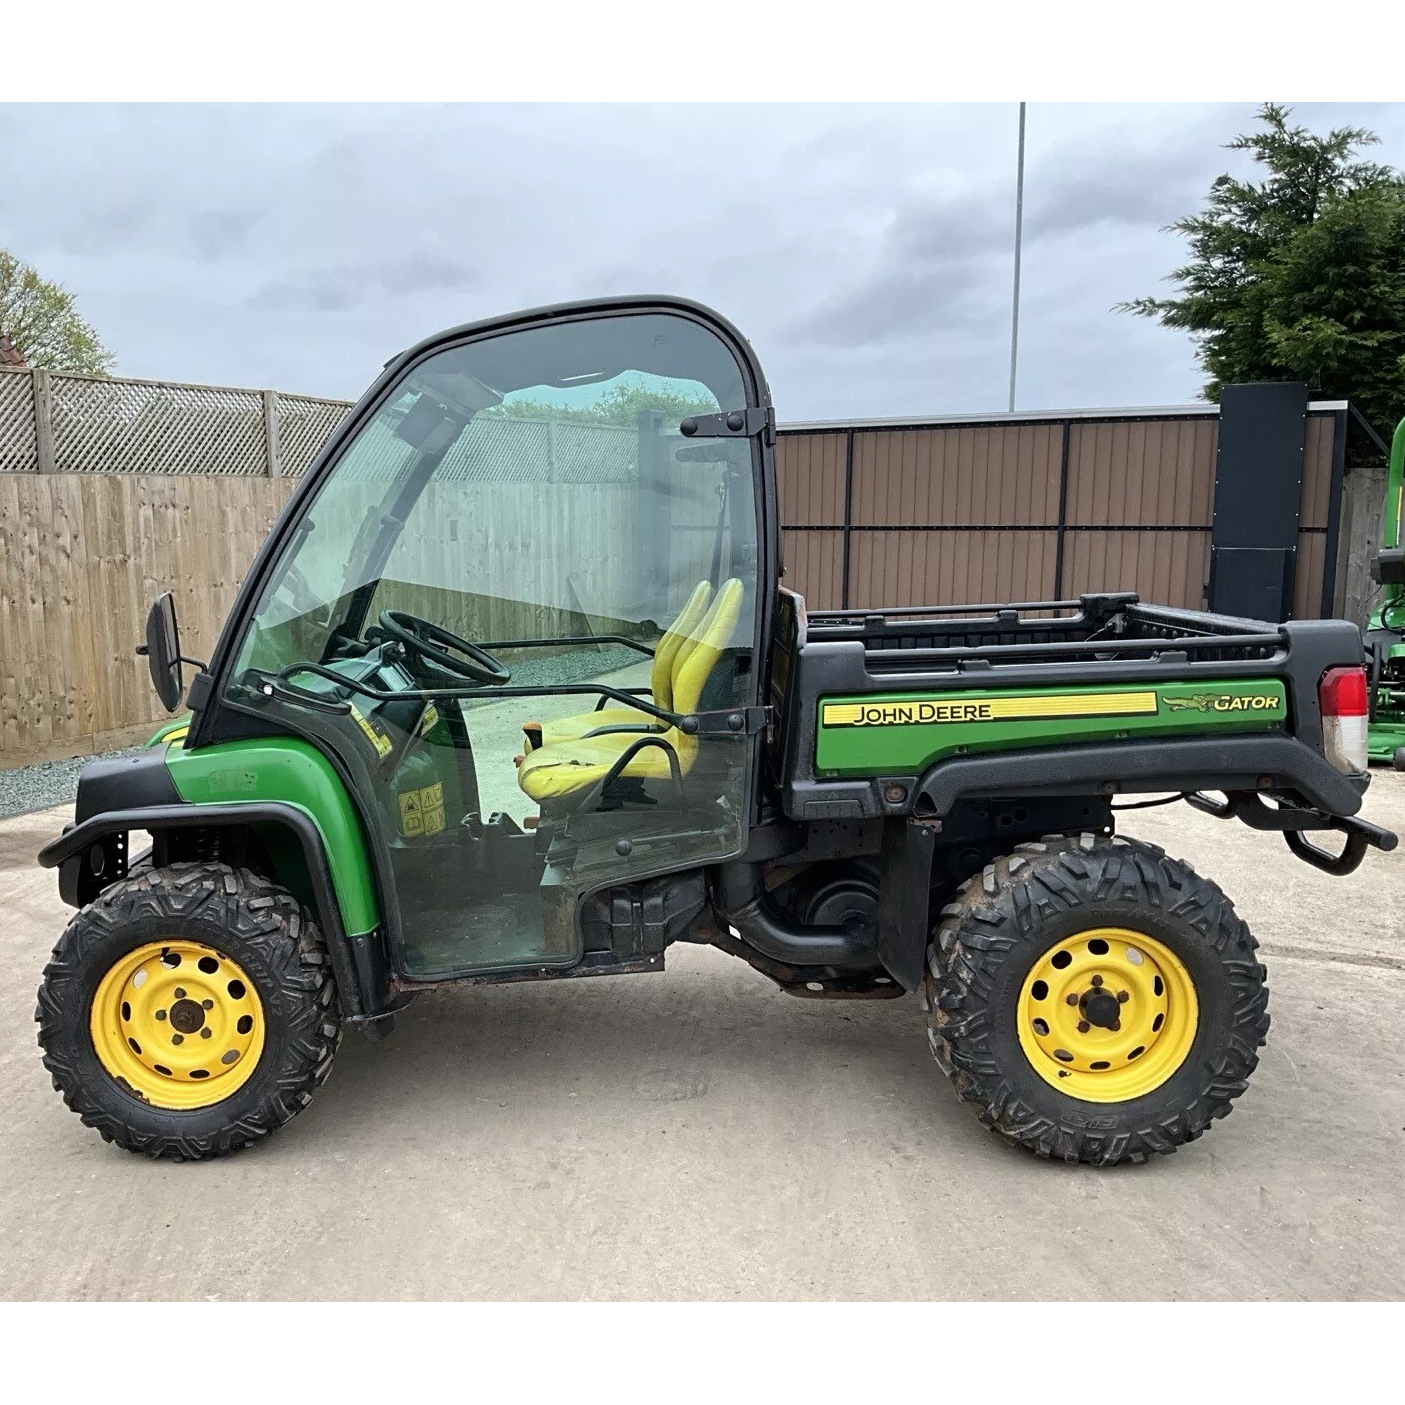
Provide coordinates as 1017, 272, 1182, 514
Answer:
877, 818, 937, 991
38, 802, 374, 1020
75, 749, 182, 823
912, 735, 1365, 819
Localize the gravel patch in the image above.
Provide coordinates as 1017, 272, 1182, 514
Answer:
0, 747, 142, 821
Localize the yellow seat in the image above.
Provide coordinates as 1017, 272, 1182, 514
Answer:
517, 579, 744, 805
524, 579, 713, 751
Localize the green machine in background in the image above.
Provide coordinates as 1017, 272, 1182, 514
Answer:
1367, 416, 1405, 766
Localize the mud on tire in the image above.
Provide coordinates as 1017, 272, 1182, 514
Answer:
36, 861, 341, 1160
924, 833, 1270, 1167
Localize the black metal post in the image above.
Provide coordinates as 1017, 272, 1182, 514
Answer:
1052, 419, 1071, 597
841, 428, 855, 609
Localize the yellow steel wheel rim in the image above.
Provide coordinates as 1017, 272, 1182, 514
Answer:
89, 940, 265, 1110
1016, 927, 1198, 1103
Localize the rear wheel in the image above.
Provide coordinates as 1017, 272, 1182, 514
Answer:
924, 833, 1269, 1166
37, 862, 340, 1160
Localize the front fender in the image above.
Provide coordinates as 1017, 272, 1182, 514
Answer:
163, 737, 379, 935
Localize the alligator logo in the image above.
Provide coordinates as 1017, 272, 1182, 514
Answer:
1166, 694, 1217, 712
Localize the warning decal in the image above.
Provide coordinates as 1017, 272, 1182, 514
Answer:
349, 703, 394, 760
398, 782, 446, 837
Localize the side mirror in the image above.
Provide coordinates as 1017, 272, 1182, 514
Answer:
139, 592, 185, 712
1371, 548, 1405, 587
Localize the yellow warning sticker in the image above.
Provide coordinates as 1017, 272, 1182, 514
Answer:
398, 782, 445, 837
349, 703, 394, 759
417, 703, 441, 738
821, 691, 1159, 728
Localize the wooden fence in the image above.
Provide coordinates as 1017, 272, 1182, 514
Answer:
0, 473, 297, 765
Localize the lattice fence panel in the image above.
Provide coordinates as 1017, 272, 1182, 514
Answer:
50, 374, 268, 475
279, 394, 351, 478
0, 369, 36, 472
551, 420, 643, 483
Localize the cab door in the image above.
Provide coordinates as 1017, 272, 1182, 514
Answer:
214, 301, 773, 979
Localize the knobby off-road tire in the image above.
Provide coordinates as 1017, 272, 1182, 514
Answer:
37, 862, 341, 1160
924, 833, 1269, 1167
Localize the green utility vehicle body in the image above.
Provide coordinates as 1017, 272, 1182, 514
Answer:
1366, 416, 1405, 764
34, 295, 1397, 1166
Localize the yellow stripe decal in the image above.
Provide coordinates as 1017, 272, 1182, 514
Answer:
821, 691, 1159, 728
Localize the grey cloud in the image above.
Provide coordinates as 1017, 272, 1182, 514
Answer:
247, 253, 479, 313
775, 114, 1245, 358
790, 251, 1002, 349
189, 210, 257, 262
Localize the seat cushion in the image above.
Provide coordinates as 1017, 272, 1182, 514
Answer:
516, 731, 697, 804
530, 706, 655, 751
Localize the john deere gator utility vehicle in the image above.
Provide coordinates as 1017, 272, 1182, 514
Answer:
1366, 416, 1405, 766
36, 297, 1396, 1165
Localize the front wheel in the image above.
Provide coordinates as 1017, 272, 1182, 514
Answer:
37, 862, 341, 1160
925, 833, 1269, 1166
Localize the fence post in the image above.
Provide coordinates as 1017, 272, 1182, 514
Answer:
263, 388, 281, 478
33, 368, 55, 473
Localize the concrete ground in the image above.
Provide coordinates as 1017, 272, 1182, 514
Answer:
3, 771, 1404, 1301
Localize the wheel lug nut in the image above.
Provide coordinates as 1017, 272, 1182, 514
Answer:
1090, 974, 1104, 987
1116, 990, 1129, 1003
172, 1033, 184, 1045
155, 1009, 167, 1021
174, 987, 186, 999
1078, 1020, 1090, 1033
201, 999, 213, 1010
1065, 993, 1079, 1005
201, 1028, 212, 1039
1110, 1020, 1121, 1032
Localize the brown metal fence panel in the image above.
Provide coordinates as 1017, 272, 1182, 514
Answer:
781, 529, 844, 609
1064, 419, 1216, 526
1300, 414, 1335, 530
776, 431, 845, 526
1063, 530, 1212, 611
852, 425, 1063, 525
848, 528, 1057, 608
1294, 530, 1328, 621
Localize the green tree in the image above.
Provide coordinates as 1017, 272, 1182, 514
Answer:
489, 380, 718, 427
1121, 104, 1405, 441
0, 249, 116, 375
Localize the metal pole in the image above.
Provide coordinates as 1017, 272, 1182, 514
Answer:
1008, 101, 1027, 414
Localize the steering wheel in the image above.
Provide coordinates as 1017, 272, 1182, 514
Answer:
375, 610, 511, 686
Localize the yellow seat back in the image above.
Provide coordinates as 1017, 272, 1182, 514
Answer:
671, 578, 745, 717
650, 579, 712, 711
515, 578, 746, 805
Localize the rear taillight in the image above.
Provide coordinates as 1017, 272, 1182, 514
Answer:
1319, 665, 1369, 773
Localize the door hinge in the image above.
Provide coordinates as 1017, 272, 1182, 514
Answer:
679, 705, 774, 737
679, 406, 776, 447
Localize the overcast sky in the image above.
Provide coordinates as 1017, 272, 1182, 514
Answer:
3, 102, 1403, 420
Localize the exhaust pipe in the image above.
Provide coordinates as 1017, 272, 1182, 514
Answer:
710, 862, 877, 970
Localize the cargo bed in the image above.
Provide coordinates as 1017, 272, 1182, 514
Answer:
804, 592, 1283, 671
